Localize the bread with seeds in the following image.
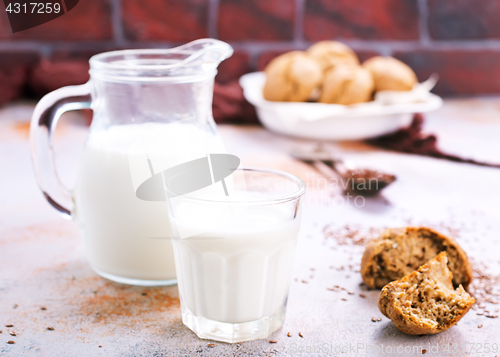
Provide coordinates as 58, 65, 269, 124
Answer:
361, 227, 472, 290
379, 252, 475, 335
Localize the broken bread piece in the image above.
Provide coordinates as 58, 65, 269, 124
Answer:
379, 252, 475, 335
361, 227, 472, 290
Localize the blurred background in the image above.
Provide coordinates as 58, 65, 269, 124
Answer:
1, 0, 500, 123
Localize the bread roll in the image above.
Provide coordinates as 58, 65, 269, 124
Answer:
263, 51, 322, 102
362, 56, 418, 91
307, 41, 359, 73
319, 64, 374, 105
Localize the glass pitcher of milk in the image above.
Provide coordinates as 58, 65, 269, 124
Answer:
30, 39, 233, 286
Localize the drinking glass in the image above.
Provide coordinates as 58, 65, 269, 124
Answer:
167, 167, 306, 343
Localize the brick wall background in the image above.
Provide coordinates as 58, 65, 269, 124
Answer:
1, 0, 500, 120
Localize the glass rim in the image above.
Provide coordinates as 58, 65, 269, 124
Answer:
89, 48, 209, 71
174, 166, 306, 206
88, 48, 218, 83
88, 40, 233, 83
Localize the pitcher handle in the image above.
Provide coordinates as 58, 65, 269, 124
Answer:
30, 82, 92, 219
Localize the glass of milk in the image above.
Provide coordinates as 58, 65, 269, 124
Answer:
167, 167, 306, 343
30, 39, 233, 286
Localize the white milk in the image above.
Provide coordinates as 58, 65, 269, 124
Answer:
74, 122, 225, 282
171, 201, 301, 323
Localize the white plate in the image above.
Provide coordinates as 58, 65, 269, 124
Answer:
240, 72, 443, 141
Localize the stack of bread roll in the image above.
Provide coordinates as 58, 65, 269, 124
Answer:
263, 41, 418, 105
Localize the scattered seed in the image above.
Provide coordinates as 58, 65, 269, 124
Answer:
7, 341, 15, 344
302, 280, 308, 284
359, 294, 366, 298
207, 343, 216, 348
99, 346, 102, 348
298, 332, 304, 338
477, 312, 484, 316
486, 315, 498, 318
287, 332, 292, 337
5, 325, 13, 328
371, 317, 382, 322
141, 293, 147, 296
478, 324, 483, 328
341, 298, 347, 301
12, 304, 18, 309
269, 340, 277, 343
40, 307, 47, 311
47, 327, 55, 331
310, 268, 315, 271
347, 291, 354, 295
9, 332, 16, 336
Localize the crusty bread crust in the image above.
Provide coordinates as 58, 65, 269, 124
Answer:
361, 227, 472, 290
379, 252, 475, 335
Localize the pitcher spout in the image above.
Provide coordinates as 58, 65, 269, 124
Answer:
175, 39, 234, 71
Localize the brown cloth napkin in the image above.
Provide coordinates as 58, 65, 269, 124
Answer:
367, 114, 500, 168
213, 81, 258, 125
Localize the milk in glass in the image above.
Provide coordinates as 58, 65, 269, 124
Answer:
171, 199, 301, 324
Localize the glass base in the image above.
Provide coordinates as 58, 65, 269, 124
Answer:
93, 267, 177, 287
182, 305, 286, 343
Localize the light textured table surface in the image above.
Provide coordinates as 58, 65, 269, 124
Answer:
1, 98, 500, 356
